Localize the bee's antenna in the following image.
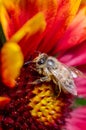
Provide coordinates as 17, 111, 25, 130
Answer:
24, 61, 33, 66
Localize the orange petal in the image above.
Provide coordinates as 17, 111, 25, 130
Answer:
80, 0, 86, 7
0, 96, 11, 108
1, 42, 24, 87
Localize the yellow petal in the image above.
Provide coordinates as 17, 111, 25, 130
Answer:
0, 0, 19, 37
0, 0, 19, 7
67, 0, 81, 24
9, 12, 46, 43
0, 3, 9, 38
1, 42, 24, 87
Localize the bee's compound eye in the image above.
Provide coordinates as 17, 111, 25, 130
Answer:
38, 58, 46, 65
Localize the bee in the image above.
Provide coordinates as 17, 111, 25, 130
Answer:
25, 53, 85, 96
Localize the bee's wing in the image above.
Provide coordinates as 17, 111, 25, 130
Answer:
60, 62, 86, 78
60, 77, 77, 96
49, 67, 77, 96
69, 66, 86, 78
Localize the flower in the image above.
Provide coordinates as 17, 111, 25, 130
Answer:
0, 0, 86, 130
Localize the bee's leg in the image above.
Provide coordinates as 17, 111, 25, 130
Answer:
29, 66, 37, 71
28, 76, 51, 85
56, 81, 61, 97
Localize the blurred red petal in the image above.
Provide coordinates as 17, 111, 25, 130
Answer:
53, 7, 86, 54
22, 0, 58, 56
75, 78, 86, 98
58, 41, 86, 66
38, 0, 81, 54
66, 107, 86, 130
19, 32, 45, 59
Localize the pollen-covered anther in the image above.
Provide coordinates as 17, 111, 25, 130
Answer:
28, 84, 64, 125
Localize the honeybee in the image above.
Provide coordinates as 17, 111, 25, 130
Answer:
25, 53, 85, 96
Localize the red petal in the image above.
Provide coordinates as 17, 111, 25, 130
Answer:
75, 78, 86, 98
66, 107, 86, 130
38, 0, 81, 54
58, 41, 86, 66
53, 7, 86, 54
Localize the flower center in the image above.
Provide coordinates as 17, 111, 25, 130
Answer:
0, 58, 73, 130
29, 84, 69, 126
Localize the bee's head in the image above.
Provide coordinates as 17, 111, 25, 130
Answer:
33, 53, 48, 68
